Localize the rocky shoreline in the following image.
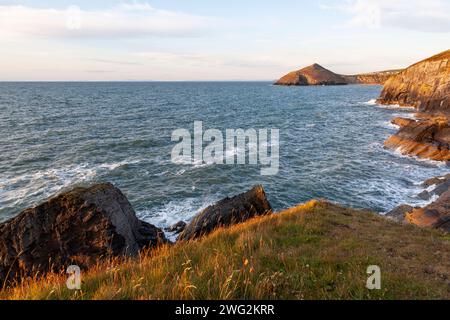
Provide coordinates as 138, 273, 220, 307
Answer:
0, 184, 273, 287
378, 49, 449, 162
0, 49, 449, 290
387, 174, 450, 232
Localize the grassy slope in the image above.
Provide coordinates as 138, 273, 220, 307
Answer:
1, 200, 450, 300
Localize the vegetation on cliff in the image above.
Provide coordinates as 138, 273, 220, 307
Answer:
1, 200, 449, 300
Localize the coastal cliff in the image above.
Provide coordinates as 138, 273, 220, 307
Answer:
377, 50, 450, 162
377, 50, 450, 116
342, 70, 402, 85
274, 64, 401, 86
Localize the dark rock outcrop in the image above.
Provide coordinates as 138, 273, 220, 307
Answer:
166, 221, 187, 235
0, 183, 166, 286
178, 186, 272, 241
419, 174, 450, 200
274, 64, 401, 86
386, 204, 415, 223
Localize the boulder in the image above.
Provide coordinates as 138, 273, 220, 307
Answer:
407, 189, 450, 232
178, 185, 272, 241
166, 221, 187, 235
0, 183, 166, 286
386, 204, 415, 222
422, 174, 450, 188
422, 174, 450, 197
389, 176, 450, 233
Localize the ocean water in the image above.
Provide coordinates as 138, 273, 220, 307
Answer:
0, 82, 448, 228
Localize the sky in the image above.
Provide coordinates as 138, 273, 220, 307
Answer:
0, 0, 449, 81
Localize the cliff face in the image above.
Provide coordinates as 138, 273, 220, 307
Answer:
377, 50, 450, 162
275, 64, 401, 86
274, 63, 348, 86
377, 50, 450, 116
342, 70, 402, 85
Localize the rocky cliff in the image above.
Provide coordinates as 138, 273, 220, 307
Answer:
0, 183, 166, 287
384, 116, 450, 161
387, 174, 450, 232
342, 70, 402, 85
274, 64, 401, 86
377, 50, 450, 116
377, 50, 450, 162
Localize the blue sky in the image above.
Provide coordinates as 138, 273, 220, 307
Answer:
0, 0, 449, 80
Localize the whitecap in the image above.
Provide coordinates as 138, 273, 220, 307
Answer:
387, 147, 448, 168
138, 196, 217, 241
0, 159, 143, 209
364, 99, 377, 106
99, 159, 142, 170
380, 121, 399, 130
377, 104, 415, 111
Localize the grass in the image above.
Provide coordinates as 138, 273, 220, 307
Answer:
1, 200, 449, 300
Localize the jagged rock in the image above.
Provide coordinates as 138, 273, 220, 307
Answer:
0, 183, 166, 287
386, 204, 415, 222
166, 221, 187, 234
389, 175, 450, 233
178, 186, 272, 241
378, 50, 450, 161
407, 189, 450, 232
384, 117, 450, 161
391, 117, 416, 128
377, 49, 450, 117
423, 175, 450, 188
417, 190, 431, 201
274, 63, 401, 86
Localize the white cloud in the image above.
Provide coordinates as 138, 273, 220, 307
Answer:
323, 0, 450, 32
0, 2, 215, 39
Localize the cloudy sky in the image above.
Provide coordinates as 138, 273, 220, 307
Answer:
0, 0, 449, 80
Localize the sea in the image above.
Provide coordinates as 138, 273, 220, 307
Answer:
0, 82, 448, 228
